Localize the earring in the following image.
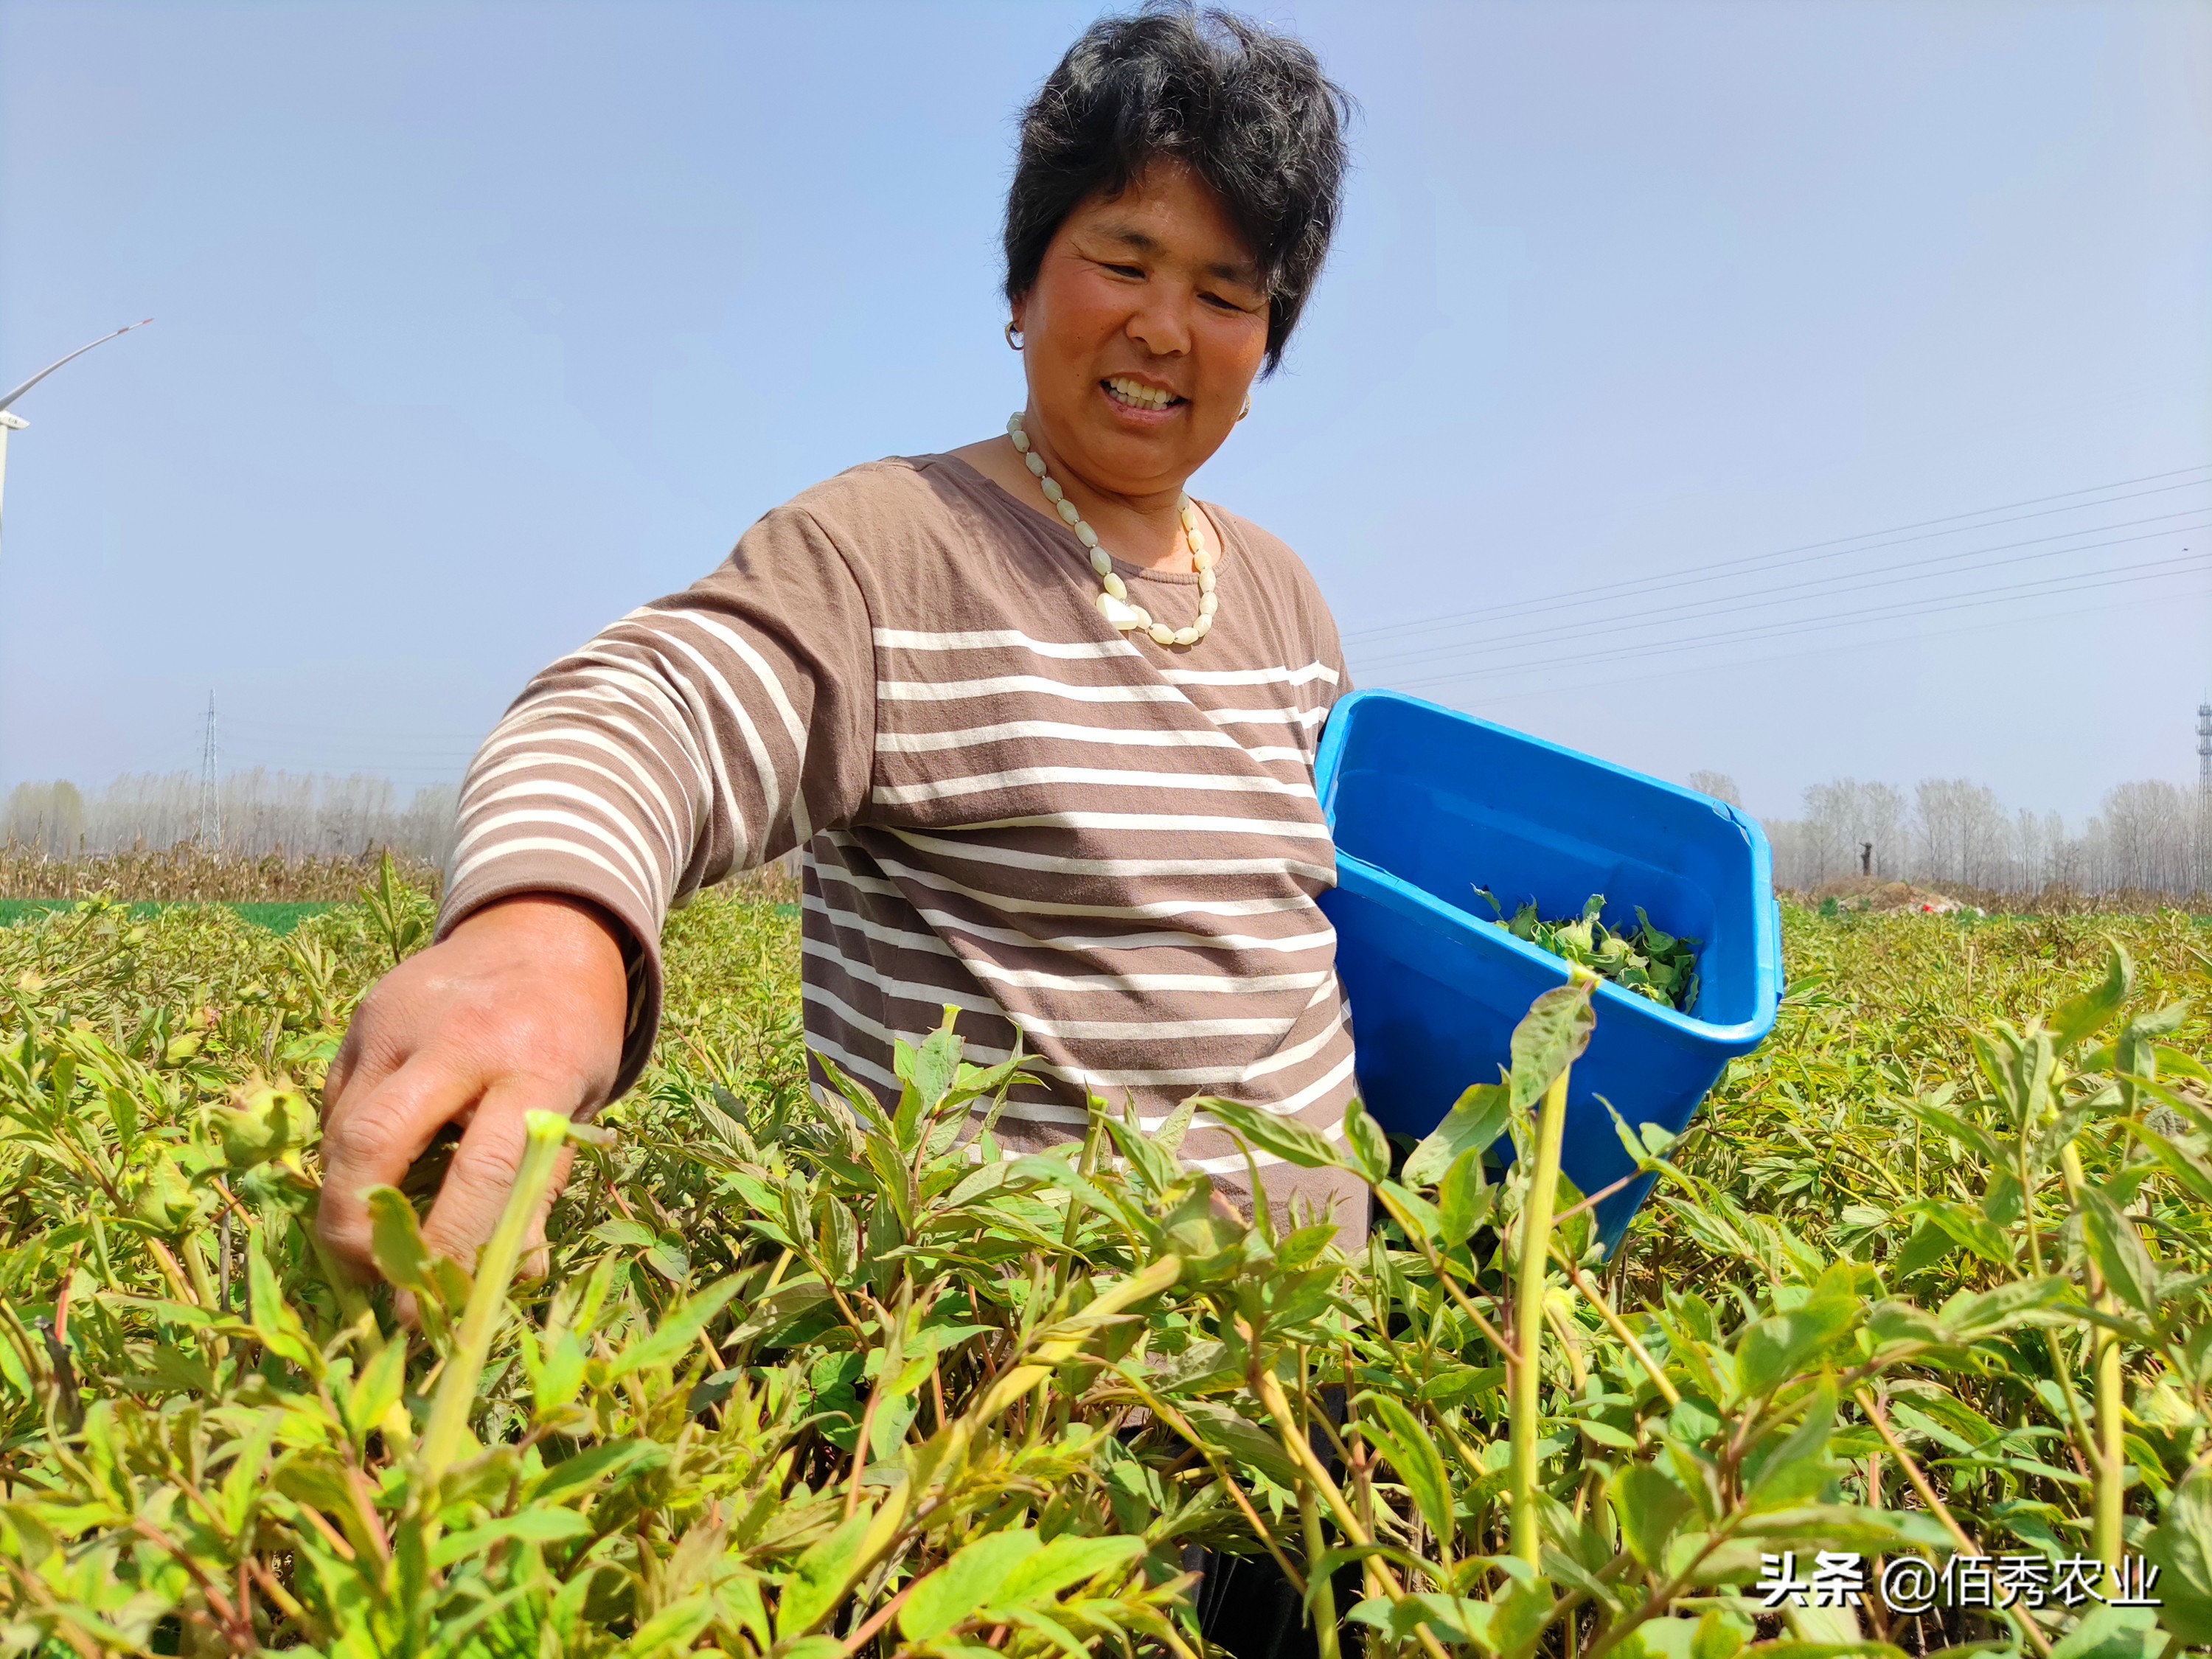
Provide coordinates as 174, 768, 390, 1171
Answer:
1004, 321, 1024, 350
1237, 395, 1251, 422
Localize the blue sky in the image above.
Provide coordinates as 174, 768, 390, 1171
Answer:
2, 0, 2206, 822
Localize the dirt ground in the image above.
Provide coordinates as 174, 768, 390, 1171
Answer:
1805, 875, 1972, 914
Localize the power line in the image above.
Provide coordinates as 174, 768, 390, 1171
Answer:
1385, 546, 2210, 695
224, 715, 487, 740
1341, 464, 2212, 650
1358, 515, 2211, 675
1432, 580, 2212, 715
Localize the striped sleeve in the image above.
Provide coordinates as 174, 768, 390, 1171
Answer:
438, 506, 876, 1093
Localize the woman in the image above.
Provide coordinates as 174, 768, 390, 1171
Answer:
316, 5, 1362, 1292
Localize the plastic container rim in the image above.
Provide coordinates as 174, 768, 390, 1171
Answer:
1318, 689, 1784, 1050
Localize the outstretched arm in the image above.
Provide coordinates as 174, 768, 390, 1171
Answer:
316, 506, 874, 1285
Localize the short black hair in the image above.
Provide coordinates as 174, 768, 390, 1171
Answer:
1004, 4, 1352, 375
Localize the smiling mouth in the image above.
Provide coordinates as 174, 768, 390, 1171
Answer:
1102, 375, 1183, 411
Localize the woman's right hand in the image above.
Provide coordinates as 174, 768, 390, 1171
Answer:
314, 893, 630, 1288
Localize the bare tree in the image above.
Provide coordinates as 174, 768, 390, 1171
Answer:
2, 770, 457, 863
1686, 771, 1743, 807
2101, 780, 2194, 893
1913, 779, 2009, 888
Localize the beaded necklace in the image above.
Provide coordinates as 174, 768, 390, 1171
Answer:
1007, 412, 1217, 648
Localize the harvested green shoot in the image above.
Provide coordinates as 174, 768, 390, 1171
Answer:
1476, 887, 1703, 1011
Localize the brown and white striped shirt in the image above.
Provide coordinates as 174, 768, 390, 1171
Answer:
439, 453, 1365, 1231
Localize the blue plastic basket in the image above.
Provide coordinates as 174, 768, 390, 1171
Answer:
1315, 691, 1784, 1248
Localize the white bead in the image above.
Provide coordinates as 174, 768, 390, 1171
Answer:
1096, 592, 1117, 619
1057, 499, 1080, 524
1102, 571, 1127, 599
1074, 523, 1097, 548
1179, 501, 1198, 529
1150, 623, 1175, 646
1173, 626, 1197, 646
1199, 591, 1217, 616
1091, 549, 1112, 576
1192, 613, 1212, 639
1007, 413, 1024, 436
1130, 605, 1152, 628
1197, 568, 1214, 594
1040, 478, 1062, 503
1025, 451, 1046, 476
1192, 550, 1212, 573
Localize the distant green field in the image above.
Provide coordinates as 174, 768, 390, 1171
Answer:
0, 898, 338, 933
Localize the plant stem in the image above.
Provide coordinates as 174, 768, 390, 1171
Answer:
1300, 1485, 1340, 1659
420, 1110, 570, 1485
2059, 1141, 2126, 1587
1509, 1066, 1571, 1571
1553, 1244, 1678, 1407
1858, 1388, 2056, 1659
2096, 1324, 2124, 1582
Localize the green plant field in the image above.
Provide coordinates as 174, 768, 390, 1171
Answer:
0, 902, 341, 936
1, 880, 2208, 1658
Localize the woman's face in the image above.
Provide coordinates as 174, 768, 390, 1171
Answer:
1013, 162, 1270, 501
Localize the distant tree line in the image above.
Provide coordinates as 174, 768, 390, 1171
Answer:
9, 762, 2201, 901
1694, 771, 2208, 897
2, 770, 459, 866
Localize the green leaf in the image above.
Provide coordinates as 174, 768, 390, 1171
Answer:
1735, 1298, 1858, 1401
247, 1239, 318, 1374
607, 1276, 740, 1380
341, 1338, 406, 1445
1509, 980, 1598, 1118
529, 1439, 668, 1506
1610, 1463, 1694, 1568
1891, 1220, 1957, 1280
2049, 1604, 2170, 1659
2079, 1187, 2161, 1323
365, 1186, 439, 1300
1436, 1149, 1495, 1246
2153, 1044, 2212, 1085
1405, 1082, 1511, 1189
1344, 1098, 1391, 1185
1903, 1197, 2014, 1267
2145, 1467, 2212, 1647
1937, 1273, 2073, 1341
1744, 1379, 1836, 1511
2118, 1003, 2191, 1084
776, 1508, 874, 1640
2051, 943, 2132, 1051
2129, 1100, 2212, 1206
1176, 1400, 1301, 1488
1101, 1113, 1183, 1197
901, 1530, 1043, 1641
1377, 1180, 1442, 1242
896, 1013, 964, 1130
1360, 1394, 1455, 1551
988, 1534, 1145, 1610
431, 1506, 592, 1567
1190, 1098, 1346, 1172
588, 1218, 658, 1251
1155, 1095, 1197, 1155
1905, 1099, 2007, 1171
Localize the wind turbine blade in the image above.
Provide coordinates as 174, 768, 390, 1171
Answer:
0, 319, 153, 414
